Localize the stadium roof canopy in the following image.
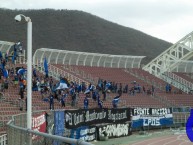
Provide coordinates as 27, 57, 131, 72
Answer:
33, 48, 146, 68
0, 41, 14, 55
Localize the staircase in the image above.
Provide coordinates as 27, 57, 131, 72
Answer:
160, 72, 193, 93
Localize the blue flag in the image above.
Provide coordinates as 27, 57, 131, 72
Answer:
17, 68, 27, 75
84, 89, 90, 94
55, 78, 68, 90
112, 96, 120, 104
60, 79, 66, 84
3, 69, 8, 78
0, 51, 2, 59
44, 57, 48, 76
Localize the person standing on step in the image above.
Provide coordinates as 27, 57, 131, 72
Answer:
98, 100, 103, 109
49, 93, 54, 110
61, 91, 67, 107
112, 94, 121, 108
84, 96, 89, 109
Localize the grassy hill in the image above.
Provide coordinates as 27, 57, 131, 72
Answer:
0, 8, 172, 64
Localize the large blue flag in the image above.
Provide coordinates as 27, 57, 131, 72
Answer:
55, 78, 68, 90
44, 57, 48, 76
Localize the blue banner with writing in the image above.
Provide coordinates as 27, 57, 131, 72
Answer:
70, 126, 96, 142
132, 108, 173, 128
53, 111, 65, 145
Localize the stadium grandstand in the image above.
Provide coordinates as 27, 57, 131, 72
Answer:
0, 32, 193, 145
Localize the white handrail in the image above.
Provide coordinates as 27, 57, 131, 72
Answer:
0, 134, 7, 145
167, 72, 193, 89
162, 72, 193, 93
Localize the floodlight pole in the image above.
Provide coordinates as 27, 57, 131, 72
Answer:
27, 17, 32, 133
15, 14, 32, 145
26, 16, 32, 145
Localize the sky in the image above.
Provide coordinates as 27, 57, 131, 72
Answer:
1, 0, 193, 43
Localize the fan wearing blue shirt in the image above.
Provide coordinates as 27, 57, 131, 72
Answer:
84, 96, 89, 109
61, 93, 67, 107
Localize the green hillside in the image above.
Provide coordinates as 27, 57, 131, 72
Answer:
0, 8, 172, 64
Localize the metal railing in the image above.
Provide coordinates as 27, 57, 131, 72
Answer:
125, 68, 164, 91
68, 65, 99, 85
161, 72, 193, 93
173, 112, 190, 124
36, 63, 90, 86
152, 94, 177, 108
7, 123, 92, 145
7, 111, 93, 145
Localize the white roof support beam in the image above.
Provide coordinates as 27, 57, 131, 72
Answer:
117, 57, 122, 68
40, 51, 46, 64
131, 57, 136, 68
143, 31, 193, 76
90, 55, 96, 67
76, 53, 82, 65
97, 55, 105, 67
55, 52, 60, 64
48, 50, 54, 63
62, 52, 68, 64
103, 56, 108, 67
111, 57, 116, 68
83, 54, 89, 66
